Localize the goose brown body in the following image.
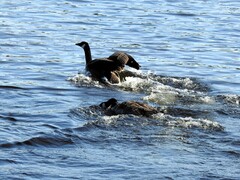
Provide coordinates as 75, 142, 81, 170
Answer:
75, 41, 140, 84
100, 98, 159, 117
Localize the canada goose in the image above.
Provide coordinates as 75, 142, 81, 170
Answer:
100, 98, 159, 117
75, 41, 140, 84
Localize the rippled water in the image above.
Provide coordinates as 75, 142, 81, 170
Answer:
1, 0, 240, 179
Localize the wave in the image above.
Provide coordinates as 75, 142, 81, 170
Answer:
82, 114, 223, 132
119, 74, 209, 94
153, 113, 224, 131
71, 105, 224, 132
0, 134, 74, 148
68, 71, 210, 93
0, 85, 26, 90
0, 114, 17, 121
143, 73, 210, 92
68, 71, 213, 105
216, 94, 240, 106
68, 73, 103, 88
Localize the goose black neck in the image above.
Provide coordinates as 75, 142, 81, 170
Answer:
82, 43, 92, 64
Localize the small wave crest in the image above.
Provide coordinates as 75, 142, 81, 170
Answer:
119, 76, 214, 106
68, 71, 213, 106
0, 85, 25, 90
216, 94, 240, 106
68, 71, 209, 93
153, 113, 224, 131
83, 113, 223, 132
67, 73, 103, 88
116, 73, 210, 94
70, 105, 105, 120
147, 74, 210, 92
0, 134, 74, 148
0, 114, 17, 121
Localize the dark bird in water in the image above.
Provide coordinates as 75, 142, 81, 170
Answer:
99, 98, 159, 117
75, 41, 140, 84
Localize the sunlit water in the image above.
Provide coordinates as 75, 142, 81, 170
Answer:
1, 0, 240, 179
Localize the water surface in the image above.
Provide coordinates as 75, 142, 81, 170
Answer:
0, 0, 240, 179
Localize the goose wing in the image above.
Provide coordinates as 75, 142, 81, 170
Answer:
109, 52, 140, 70
111, 101, 158, 116
108, 52, 129, 66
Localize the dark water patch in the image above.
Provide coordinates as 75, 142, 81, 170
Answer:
231, 140, 240, 146
168, 11, 197, 17
215, 106, 240, 119
222, 150, 240, 158
0, 134, 74, 148
0, 158, 18, 164
55, 20, 99, 26
0, 114, 17, 122
3, 112, 60, 123
41, 124, 60, 130
0, 85, 26, 90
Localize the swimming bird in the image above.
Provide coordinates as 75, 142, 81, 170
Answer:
75, 41, 140, 84
100, 98, 159, 117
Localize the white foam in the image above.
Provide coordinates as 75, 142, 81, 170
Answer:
68, 74, 91, 83
119, 75, 209, 102
119, 76, 174, 93
143, 92, 178, 105
153, 113, 224, 131
67, 74, 102, 87
199, 96, 215, 104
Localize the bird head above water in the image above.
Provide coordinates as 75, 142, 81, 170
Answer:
75, 41, 89, 48
126, 55, 141, 70
99, 98, 118, 109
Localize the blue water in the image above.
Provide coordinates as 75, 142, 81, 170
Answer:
1, 0, 240, 179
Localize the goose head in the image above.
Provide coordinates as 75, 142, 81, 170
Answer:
126, 55, 141, 70
99, 98, 118, 109
75, 41, 89, 48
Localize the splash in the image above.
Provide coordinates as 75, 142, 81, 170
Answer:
216, 94, 240, 106
71, 105, 224, 132
152, 113, 224, 131
68, 71, 231, 132
68, 71, 209, 93
68, 73, 103, 88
